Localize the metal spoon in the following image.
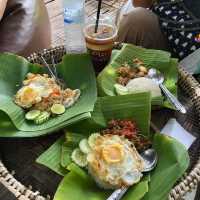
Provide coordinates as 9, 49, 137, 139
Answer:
39, 55, 64, 88
147, 68, 186, 114
106, 148, 158, 200
39, 55, 57, 80
51, 55, 65, 88
51, 55, 58, 79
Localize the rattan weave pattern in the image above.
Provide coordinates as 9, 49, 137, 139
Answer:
178, 68, 200, 123
0, 46, 200, 200
0, 161, 48, 200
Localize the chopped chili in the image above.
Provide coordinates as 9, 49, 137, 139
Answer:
101, 119, 152, 152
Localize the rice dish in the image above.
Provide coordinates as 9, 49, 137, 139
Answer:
14, 73, 81, 124
126, 77, 162, 98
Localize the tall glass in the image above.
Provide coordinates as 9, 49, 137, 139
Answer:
84, 17, 118, 74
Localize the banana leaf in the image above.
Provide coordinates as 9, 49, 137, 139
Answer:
0, 53, 97, 133
36, 92, 189, 199
40, 133, 189, 200
61, 132, 85, 168
36, 133, 90, 176
67, 92, 151, 136
0, 111, 91, 138
53, 163, 149, 200
37, 92, 151, 173
36, 136, 68, 176
142, 134, 189, 200
97, 44, 178, 108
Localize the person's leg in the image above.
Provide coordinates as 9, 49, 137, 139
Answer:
0, 0, 8, 20
117, 7, 168, 50
0, 0, 51, 57
19, 0, 51, 57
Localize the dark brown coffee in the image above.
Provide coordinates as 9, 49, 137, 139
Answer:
84, 24, 117, 74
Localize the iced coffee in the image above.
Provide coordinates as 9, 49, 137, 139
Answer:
84, 21, 117, 74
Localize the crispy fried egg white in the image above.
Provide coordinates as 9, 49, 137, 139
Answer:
15, 73, 54, 108
87, 134, 145, 189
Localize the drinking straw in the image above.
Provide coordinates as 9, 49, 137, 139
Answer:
95, 0, 102, 33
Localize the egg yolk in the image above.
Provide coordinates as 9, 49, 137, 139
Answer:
21, 87, 38, 103
102, 144, 124, 163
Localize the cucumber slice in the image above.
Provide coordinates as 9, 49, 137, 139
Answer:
114, 84, 129, 95
88, 133, 101, 149
79, 139, 91, 154
71, 148, 88, 167
65, 132, 85, 148
51, 104, 65, 115
25, 110, 41, 120
34, 111, 50, 125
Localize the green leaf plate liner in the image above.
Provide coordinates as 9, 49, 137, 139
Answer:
37, 92, 151, 175
53, 163, 149, 200
0, 111, 91, 138
37, 93, 189, 200
0, 53, 97, 134
97, 44, 178, 109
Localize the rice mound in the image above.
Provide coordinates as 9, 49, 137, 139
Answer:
126, 77, 162, 97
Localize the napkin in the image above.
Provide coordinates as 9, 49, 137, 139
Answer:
161, 118, 196, 150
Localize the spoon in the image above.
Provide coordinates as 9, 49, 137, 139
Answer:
106, 148, 158, 200
147, 68, 186, 114
40, 55, 57, 80
50, 55, 65, 88
39, 55, 64, 88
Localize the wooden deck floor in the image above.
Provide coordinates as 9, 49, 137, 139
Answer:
44, 0, 125, 46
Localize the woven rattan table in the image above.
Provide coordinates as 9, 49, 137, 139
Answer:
0, 46, 200, 200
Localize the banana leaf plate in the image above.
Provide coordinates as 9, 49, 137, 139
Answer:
97, 44, 178, 109
0, 53, 97, 137
37, 93, 189, 200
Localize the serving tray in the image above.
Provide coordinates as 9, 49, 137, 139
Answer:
0, 46, 200, 200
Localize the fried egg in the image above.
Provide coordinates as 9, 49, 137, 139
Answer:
15, 74, 54, 108
87, 134, 144, 189
15, 86, 41, 108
